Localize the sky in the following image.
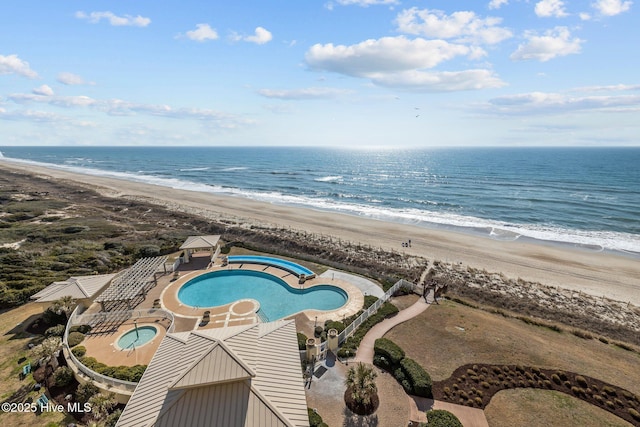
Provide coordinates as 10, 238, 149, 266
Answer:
0, 0, 638, 147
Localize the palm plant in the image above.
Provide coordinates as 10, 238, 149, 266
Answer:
52, 295, 76, 318
344, 362, 378, 407
89, 392, 117, 421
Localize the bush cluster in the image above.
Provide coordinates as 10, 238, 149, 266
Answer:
373, 337, 432, 398
69, 324, 92, 334
54, 366, 74, 387
308, 408, 329, 427
45, 324, 66, 337
297, 332, 308, 351
424, 409, 463, 427
71, 345, 87, 358
80, 356, 147, 382
67, 331, 85, 347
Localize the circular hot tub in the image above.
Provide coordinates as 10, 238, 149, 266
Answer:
116, 325, 158, 350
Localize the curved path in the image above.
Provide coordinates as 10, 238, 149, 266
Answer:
352, 294, 489, 426
353, 296, 430, 365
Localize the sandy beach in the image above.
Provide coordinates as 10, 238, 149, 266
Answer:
2, 160, 639, 306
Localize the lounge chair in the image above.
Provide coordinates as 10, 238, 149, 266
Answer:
37, 393, 49, 408
200, 310, 211, 327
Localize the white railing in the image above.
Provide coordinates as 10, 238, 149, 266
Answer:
314, 279, 414, 355
63, 307, 175, 392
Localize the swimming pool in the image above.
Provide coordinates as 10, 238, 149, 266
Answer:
178, 270, 346, 321
227, 255, 314, 277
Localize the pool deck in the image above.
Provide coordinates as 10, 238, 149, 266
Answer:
159, 258, 364, 330
80, 318, 169, 368
74, 252, 369, 369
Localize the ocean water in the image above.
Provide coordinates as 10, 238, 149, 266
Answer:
1, 146, 638, 255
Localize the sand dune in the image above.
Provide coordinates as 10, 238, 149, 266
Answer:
2, 160, 639, 305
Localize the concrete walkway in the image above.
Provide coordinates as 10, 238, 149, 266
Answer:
353, 297, 430, 364
319, 269, 386, 299
352, 293, 490, 427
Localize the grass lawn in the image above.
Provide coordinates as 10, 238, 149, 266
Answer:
485, 388, 633, 427
384, 299, 640, 425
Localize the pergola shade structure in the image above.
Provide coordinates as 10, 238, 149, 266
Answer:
179, 235, 221, 263
95, 256, 167, 311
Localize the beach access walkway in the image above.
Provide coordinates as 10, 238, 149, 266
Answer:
353, 294, 489, 427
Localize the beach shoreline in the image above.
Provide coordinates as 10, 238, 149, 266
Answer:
2, 159, 640, 306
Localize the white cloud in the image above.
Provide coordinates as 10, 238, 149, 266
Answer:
184, 24, 219, 42
244, 27, 273, 44
9, 93, 97, 108
592, 0, 633, 16
32, 85, 54, 96
305, 37, 504, 91
535, 0, 569, 17
482, 89, 640, 114
510, 27, 583, 62
395, 8, 513, 45
6, 92, 253, 129
335, 0, 399, 6
0, 109, 67, 122
370, 69, 507, 91
580, 12, 593, 20
75, 11, 151, 27
0, 54, 38, 78
257, 87, 353, 100
488, 0, 509, 9
57, 72, 94, 86
306, 36, 474, 76
570, 83, 640, 92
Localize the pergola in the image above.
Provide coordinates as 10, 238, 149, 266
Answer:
95, 256, 167, 311
179, 235, 221, 263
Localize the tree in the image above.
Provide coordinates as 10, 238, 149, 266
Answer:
89, 392, 117, 421
32, 336, 62, 364
344, 362, 378, 414
51, 295, 76, 319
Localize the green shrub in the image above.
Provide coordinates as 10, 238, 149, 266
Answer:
324, 320, 345, 333
45, 324, 66, 337
104, 408, 122, 427
76, 382, 99, 404
54, 366, 74, 386
69, 324, 92, 334
575, 375, 588, 388
400, 357, 432, 398
629, 408, 640, 421
308, 408, 325, 427
374, 338, 405, 367
137, 245, 160, 257
297, 332, 307, 350
426, 409, 462, 426
67, 331, 85, 347
71, 346, 87, 358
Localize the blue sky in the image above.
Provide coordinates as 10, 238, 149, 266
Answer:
0, 0, 638, 147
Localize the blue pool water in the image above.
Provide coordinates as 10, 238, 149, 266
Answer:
117, 326, 158, 349
227, 255, 314, 276
178, 270, 347, 321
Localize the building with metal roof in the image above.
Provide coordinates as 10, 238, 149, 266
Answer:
116, 320, 310, 427
30, 273, 117, 309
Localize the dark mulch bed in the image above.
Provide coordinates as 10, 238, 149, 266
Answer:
344, 387, 380, 416
433, 363, 640, 426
